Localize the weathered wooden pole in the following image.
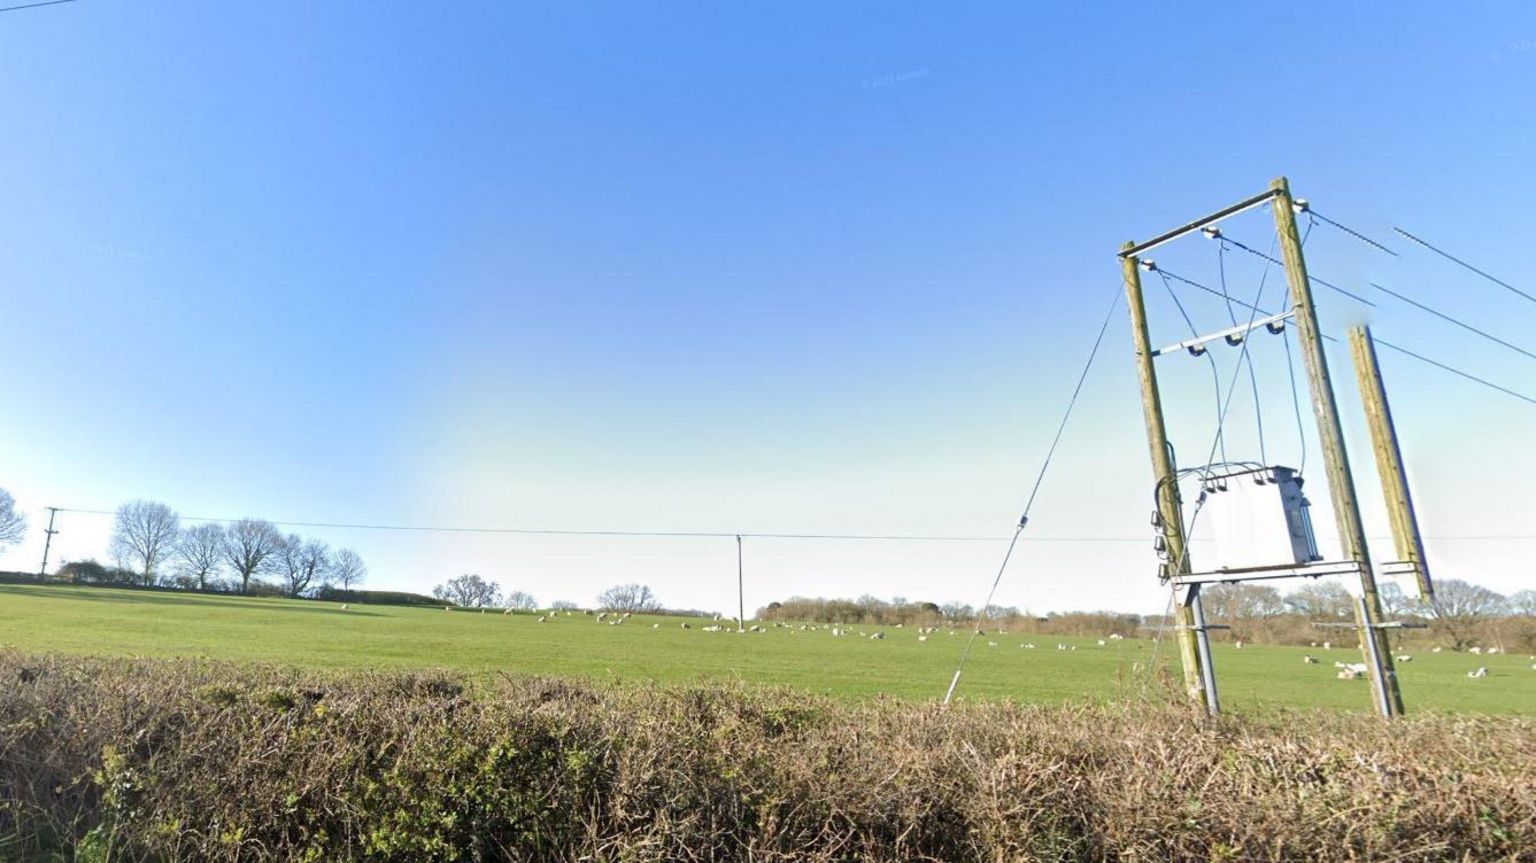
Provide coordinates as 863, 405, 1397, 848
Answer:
1271, 177, 1404, 716
1121, 245, 1208, 707
1348, 325, 1434, 601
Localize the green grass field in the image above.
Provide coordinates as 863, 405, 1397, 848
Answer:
1, 583, 1530, 713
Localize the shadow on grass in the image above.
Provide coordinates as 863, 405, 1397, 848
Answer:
0, 585, 388, 618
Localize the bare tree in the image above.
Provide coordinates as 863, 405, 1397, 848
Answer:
174, 523, 226, 591
0, 488, 24, 549
596, 582, 660, 613
221, 518, 284, 595
504, 590, 538, 611
277, 534, 330, 598
329, 548, 366, 598
1509, 589, 1536, 617
432, 573, 502, 608
110, 500, 181, 585
550, 599, 579, 611
1428, 578, 1507, 651
1283, 582, 1354, 619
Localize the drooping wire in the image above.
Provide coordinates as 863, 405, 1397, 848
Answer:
1393, 227, 1536, 307
1156, 269, 1228, 463
943, 285, 1123, 705
1216, 238, 1267, 465
1371, 281, 1536, 363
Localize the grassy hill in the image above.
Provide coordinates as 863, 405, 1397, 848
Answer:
1, 582, 1530, 712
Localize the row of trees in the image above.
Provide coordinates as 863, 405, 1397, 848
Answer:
79, 500, 367, 598
428, 575, 663, 614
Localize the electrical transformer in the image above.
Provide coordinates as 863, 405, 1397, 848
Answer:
1203, 465, 1322, 570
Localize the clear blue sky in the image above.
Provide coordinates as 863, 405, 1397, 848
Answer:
2, 2, 1533, 613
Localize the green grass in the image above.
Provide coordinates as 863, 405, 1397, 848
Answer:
1, 583, 1531, 713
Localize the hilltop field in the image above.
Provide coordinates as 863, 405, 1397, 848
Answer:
1, 582, 1530, 713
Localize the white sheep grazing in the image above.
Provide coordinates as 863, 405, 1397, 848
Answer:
1056, 643, 1067, 651
1486, 647, 1501, 655
917, 635, 928, 642
1432, 646, 1443, 653
1467, 667, 1488, 679
1337, 668, 1365, 680
1022, 643, 1035, 649
596, 612, 608, 622
340, 604, 349, 612
1396, 654, 1412, 662
444, 606, 454, 612
503, 608, 513, 615
749, 624, 765, 633
1097, 639, 1107, 647
831, 628, 843, 637
1109, 633, 1124, 641
1234, 641, 1243, 650
986, 641, 998, 648
536, 616, 547, 623
1322, 641, 1331, 650
1303, 655, 1318, 664
622, 612, 631, 620
1470, 646, 1483, 655
652, 623, 660, 629
680, 622, 691, 630
870, 632, 885, 640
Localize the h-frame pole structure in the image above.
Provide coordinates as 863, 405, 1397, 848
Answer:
1119, 176, 1407, 718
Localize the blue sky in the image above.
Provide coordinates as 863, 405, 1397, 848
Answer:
1, 2, 1533, 613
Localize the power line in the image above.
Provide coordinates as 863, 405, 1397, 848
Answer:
1219, 234, 1378, 308
1371, 337, 1536, 407
1154, 268, 1536, 408
0, 0, 77, 13
1393, 226, 1536, 307
1302, 209, 1398, 257
1371, 281, 1536, 363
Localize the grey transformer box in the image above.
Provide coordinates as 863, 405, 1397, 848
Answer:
1201, 465, 1322, 570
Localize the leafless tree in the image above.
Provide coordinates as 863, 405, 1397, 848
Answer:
277, 534, 330, 598
504, 590, 538, 611
1428, 578, 1507, 651
596, 582, 660, 613
328, 548, 366, 597
0, 488, 24, 550
1283, 582, 1354, 619
110, 500, 181, 585
432, 573, 501, 608
174, 523, 226, 591
221, 518, 284, 594
1509, 589, 1536, 617
550, 599, 579, 611
1204, 584, 1284, 635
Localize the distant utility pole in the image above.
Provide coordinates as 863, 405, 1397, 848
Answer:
736, 534, 745, 632
38, 506, 59, 578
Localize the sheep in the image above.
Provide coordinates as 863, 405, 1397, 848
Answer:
986, 641, 998, 648
503, 608, 513, 615
652, 623, 660, 629
1467, 667, 1488, 679
536, 616, 547, 623
622, 612, 631, 620
1337, 668, 1365, 680
680, 622, 691, 629
1097, 639, 1107, 647
1396, 654, 1413, 662
831, 628, 844, 637
1486, 647, 1501, 655
1108, 633, 1124, 641
1056, 643, 1067, 651
1303, 655, 1318, 664
917, 635, 928, 642
1470, 646, 1483, 655
340, 604, 349, 612
1432, 646, 1443, 653
870, 631, 885, 640
596, 612, 608, 623
1234, 641, 1243, 650
444, 606, 454, 612
1022, 643, 1035, 649
749, 624, 765, 633
1322, 641, 1331, 650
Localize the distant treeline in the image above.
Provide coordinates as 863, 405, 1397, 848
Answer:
0, 570, 439, 608
761, 580, 1536, 652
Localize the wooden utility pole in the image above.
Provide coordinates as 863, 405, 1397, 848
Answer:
1349, 325, 1434, 601
736, 534, 745, 633
1271, 177, 1404, 717
38, 506, 59, 579
1121, 246, 1208, 707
